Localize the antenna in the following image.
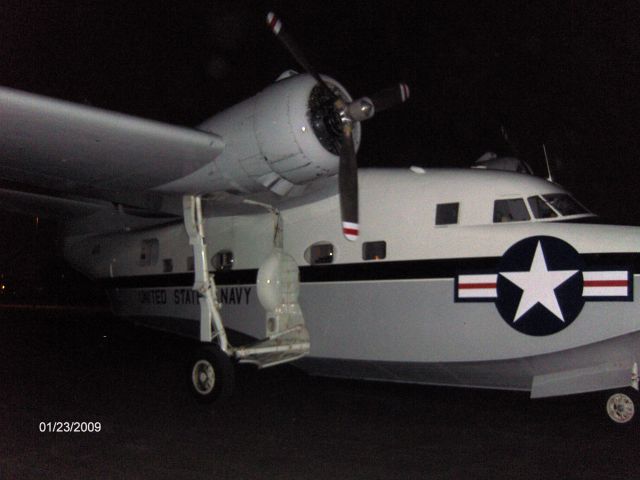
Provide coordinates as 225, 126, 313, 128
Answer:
542, 143, 554, 183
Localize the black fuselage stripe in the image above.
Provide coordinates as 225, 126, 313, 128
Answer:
97, 253, 640, 289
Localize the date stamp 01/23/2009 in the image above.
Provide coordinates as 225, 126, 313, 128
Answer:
38, 421, 102, 433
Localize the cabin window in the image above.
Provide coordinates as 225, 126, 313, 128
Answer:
435, 203, 459, 225
363, 241, 386, 260
138, 239, 159, 267
304, 242, 334, 265
528, 196, 557, 219
493, 199, 530, 223
163, 258, 173, 273
211, 250, 234, 271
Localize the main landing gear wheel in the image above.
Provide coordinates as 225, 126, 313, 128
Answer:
605, 391, 636, 425
188, 345, 235, 404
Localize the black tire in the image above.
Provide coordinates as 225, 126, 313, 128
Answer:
603, 388, 638, 425
188, 344, 235, 404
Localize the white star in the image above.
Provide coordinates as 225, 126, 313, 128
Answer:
500, 241, 578, 323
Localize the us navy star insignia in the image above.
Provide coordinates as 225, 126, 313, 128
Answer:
499, 241, 578, 323
455, 236, 632, 336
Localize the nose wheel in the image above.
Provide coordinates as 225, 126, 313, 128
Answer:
188, 345, 235, 404
605, 391, 636, 424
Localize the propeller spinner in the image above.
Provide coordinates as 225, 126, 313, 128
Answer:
266, 12, 410, 241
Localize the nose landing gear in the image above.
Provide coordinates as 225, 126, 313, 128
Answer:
605, 391, 636, 424
183, 195, 309, 404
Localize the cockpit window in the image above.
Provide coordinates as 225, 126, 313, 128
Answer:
493, 199, 530, 223
528, 196, 558, 219
542, 194, 589, 216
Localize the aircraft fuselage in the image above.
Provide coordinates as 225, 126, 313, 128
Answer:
64, 168, 640, 398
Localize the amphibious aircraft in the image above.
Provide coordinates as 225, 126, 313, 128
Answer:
1, 13, 639, 425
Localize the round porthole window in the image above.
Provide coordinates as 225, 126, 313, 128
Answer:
211, 250, 234, 271
303, 242, 334, 265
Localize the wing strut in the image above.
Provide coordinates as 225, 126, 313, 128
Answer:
183, 195, 230, 351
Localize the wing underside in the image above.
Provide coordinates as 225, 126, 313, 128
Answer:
0, 86, 225, 197
0, 187, 106, 219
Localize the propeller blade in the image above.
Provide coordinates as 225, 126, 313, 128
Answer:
266, 12, 335, 97
338, 122, 359, 241
265, 13, 410, 242
367, 83, 410, 114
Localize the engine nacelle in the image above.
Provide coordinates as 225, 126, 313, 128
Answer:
158, 73, 360, 197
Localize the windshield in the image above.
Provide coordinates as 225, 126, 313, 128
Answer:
542, 194, 589, 216
527, 194, 589, 218
528, 196, 557, 219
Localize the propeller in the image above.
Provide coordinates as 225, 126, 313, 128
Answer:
266, 12, 410, 241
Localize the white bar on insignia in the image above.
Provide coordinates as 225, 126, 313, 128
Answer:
457, 274, 497, 298
583, 270, 629, 297
583, 287, 628, 297
458, 274, 497, 285
458, 289, 497, 299
583, 271, 628, 281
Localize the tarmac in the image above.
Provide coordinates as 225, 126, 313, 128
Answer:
0, 307, 638, 479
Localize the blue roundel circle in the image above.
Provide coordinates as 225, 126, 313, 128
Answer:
495, 236, 585, 336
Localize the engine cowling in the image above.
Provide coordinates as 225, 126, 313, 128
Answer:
161, 73, 360, 197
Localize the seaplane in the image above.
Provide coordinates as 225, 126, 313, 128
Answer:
1, 13, 639, 425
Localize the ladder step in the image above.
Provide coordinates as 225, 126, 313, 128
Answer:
233, 327, 310, 369
236, 349, 309, 369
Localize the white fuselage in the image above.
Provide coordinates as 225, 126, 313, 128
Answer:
63, 168, 640, 396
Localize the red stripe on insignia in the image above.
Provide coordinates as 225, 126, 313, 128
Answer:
343, 227, 359, 236
458, 283, 497, 290
584, 280, 628, 287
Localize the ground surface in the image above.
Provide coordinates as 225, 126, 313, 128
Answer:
0, 307, 638, 479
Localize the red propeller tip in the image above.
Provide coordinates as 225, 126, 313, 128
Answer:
266, 12, 282, 35
342, 222, 359, 242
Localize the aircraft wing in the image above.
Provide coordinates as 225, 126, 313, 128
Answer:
0, 86, 225, 197
0, 71, 384, 228
0, 188, 106, 219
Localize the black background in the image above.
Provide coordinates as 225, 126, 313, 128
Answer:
0, 1, 639, 299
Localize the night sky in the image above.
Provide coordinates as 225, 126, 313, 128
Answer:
1, 1, 640, 224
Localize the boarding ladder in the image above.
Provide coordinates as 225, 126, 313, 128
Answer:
183, 195, 310, 369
